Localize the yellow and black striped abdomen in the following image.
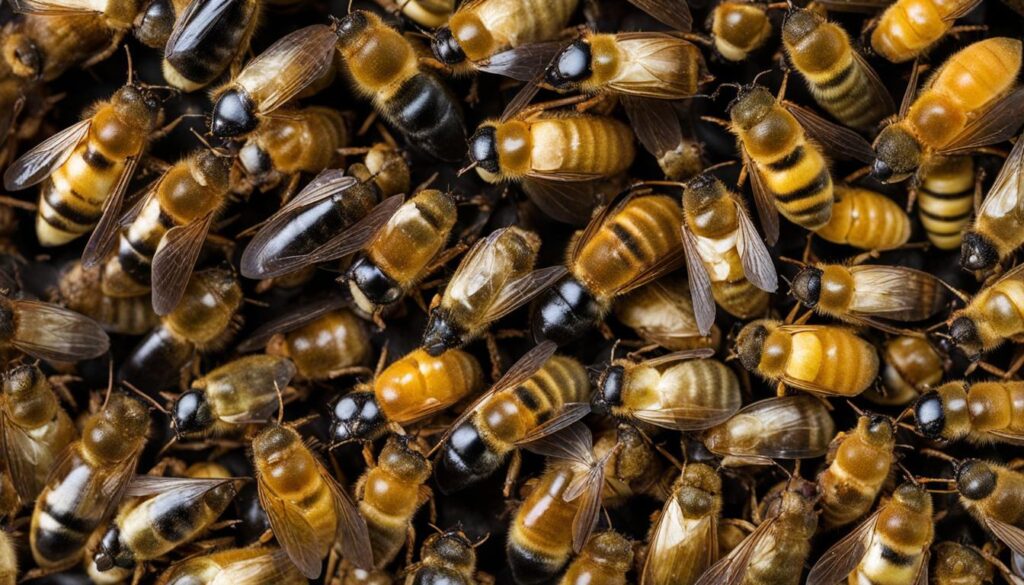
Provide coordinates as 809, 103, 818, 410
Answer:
472, 0, 576, 51
37, 142, 126, 246
786, 328, 879, 396
919, 156, 975, 250
755, 142, 833, 231
529, 115, 635, 178
802, 51, 888, 131
102, 197, 174, 297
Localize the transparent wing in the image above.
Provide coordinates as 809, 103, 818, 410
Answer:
515, 402, 592, 446
8, 0, 103, 16
521, 421, 594, 468
566, 458, 603, 553
484, 265, 568, 322
734, 202, 777, 293
987, 516, 1024, 557
323, 466, 373, 570
3, 118, 90, 190
82, 155, 141, 268
852, 51, 895, 119
475, 42, 562, 81
784, 101, 875, 163
303, 194, 404, 265
238, 24, 337, 115
237, 296, 348, 352
631, 403, 739, 431
521, 176, 605, 225
681, 221, 716, 336
976, 131, 1024, 222
847, 265, 946, 320
125, 475, 244, 498
0, 412, 63, 500
151, 211, 215, 316
11, 299, 110, 362
214, 549, 302, 585
257, 476, 325, 579
166, 0, 247, 59
622, 95, 684, 159
705, 395, 834, 459
694, 514, 780, 585
643, 500, 717, 585
806, 511, 878, 585
626, 0, 692, 31
942, 87, 1024, 155
743, 149, 779, 245
609, 35, 704, 99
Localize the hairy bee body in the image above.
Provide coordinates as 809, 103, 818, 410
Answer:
710, 2, 773, 62
873, 336, 943, 406
613, 275, 721, 351
155, 547, 306, 585
814, 186, 911, 250
948, 266, 1024, 359
817, 415, 895, 529
559, 531, 632, 585
1, 14, 116, 81
644, 463, 722, 585
918, 155, 976, 250
58, 262, 159, 335
872, 0, 981, 63
404, 530, 478, 585
238, 106, 347, 189
914, 380, 1024, 444
954, 461, 1024, 545
595, 425, 661, 506
267, 309, 372, 381
507, 465, 582, 584
931, 542, 994, 585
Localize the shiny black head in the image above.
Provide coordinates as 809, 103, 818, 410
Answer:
331, 391, 385, 444
790, 266, 823, 308
956, 459, 997, 501
914, 390, 945, 439
949, 316, 982, 360
334, 10, 369, 45
467, 126, 499, 174
545, 39, 592, 88
735, 321, 769, 372
348, 256, 402, 307
431, 27, 466, 65
422, 308, 465, 357
93, 527, 133, 571
592, 365, 625, 415
960, 232, 999, 271
531, 276, 602, 346
211, 88, 257, 137
171, 389, 214, 436
434, 421, 500, 494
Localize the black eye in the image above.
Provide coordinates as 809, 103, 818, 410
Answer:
914, 392, 944, 438
211, 89, 257, 137
468, 127, 499, 173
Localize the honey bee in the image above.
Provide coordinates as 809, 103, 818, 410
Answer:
961, 133, 1024, 271
931, 541, 996, 585
674, 172, 777, 335
0, 14, 116, 82
334, 10, 466, 162
422, 226, 566, 356
99, 147, 235, 315
433, 341, 590, 494
253, 423, 373, 578
781, 6, 894, 131
642, 462, 722, 585
0, 531, 12, 584
815, 184, 912, 251
30, 393, 149, 570
330, 348, 483, 444
3, 80, 164, 251
430, 0, 578, 79
0, 364, 76, 503
914, 380, 1024, 444
871, 37, 1024, 183
333, 560, 394, 585
948, 262, 1024, 360
695, 477, 819, 585
58, 261, 160, 335
0, 293, 109, 362
949, 460, 1024, 562
872, 335, 944, 406
735, 319, 880, 397
918, 155, 977, 251
790, 262, 947, 334
871, 0, 983, 63
596, 424, 663, 506
404, 528, 480, 585
466, 101, 636, 224
155, 547, 307, 585
237, 106, 348, 193
817, 414, 896, 529
592, 349, 741, 432
210, 23, 338, 137
93, 471, 246, 572
161, 0, 259, 91
559, 531, 633, 585
169, 354, 297, 438
531, 191, 684, 345
702, 395, 836, 465
807, 483, 934, 585
708, 2, 784, 62
344, 189, 456, 316
612, 275, 721, 352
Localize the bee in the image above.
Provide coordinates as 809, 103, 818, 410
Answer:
58, 261, 160, 335
0, 292, 109, 363
952, 460, 1024, 561
735, 319, 880, 397
871, 0, 983, 63
237, 106, 348, 193
433, 341, 590, 494
872, 335, 944, 406
333, 560, 395, 585
430, 0, 578, 78
813, 184, 912, 251
918, 155, 977, 251
0, 14, 116, 82
931, 541, 995, 585
674, 172, 777, 335
695, 477, 819, 585
781, 6, 894, 131
596, 424, 662, 507
398, 0, 454, 28
789, 262, 947, 334
161, 0, 259, 91
0, 364, 76, 503
0, 468, 17, 520
252, 423, 373, 578
93, 471, 246, 572
344, 189, 456, 316
466, 101, 636, 225
210, 23, 338, 137
422, 226, 566, 356
961, 133, 1024, 271
404, 528, 480, 585
334, 10, 466, 162
807, 483, 934, 585
100, 147, 235, 315
155, 547, 307, 585
3, 80, 164, 251
871, 37, 1024, 183
708, 2, 784, 62
330, 348, 483, 444
642, 462, 722, 585
948, 262, 1024, 360
531, 191, 685, 345
169, 354, 297, 438
30, 393, 149, 570
702, 395, 836, 465
559, 531, 633, 585
120, 267, 242, 390
612, 275, 721, 352
817, 414, 896, 529
0, 532, 13, 584
914, 380, 1024, 444
591, 350, 742, 433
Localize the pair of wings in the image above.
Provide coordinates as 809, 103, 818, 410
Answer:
256, 453, 372, 579
240, 170, 404, 279
682, 196, 777, 336
643, 476, 718, 585
0, 408, 71, 503
2, 298, 110, 362
974, 132, 1024, 228
834, 265, 948, 335
704, 395, 835, 460
807, 509, 929, 585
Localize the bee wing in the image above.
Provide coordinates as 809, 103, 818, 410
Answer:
322, 465, 374, 570
981, 429, 1024, 445
521, 175, 606, 225
8, 0, 103, 16
257, 474, 325, 579
851, 51, 896, 118
125, 475, 245, 498
945, 0, 983, 20
238, 24, 337, 115
514, 402, 592, 446
475, 42, 563, 82
10, 299, 109, 361
631, 404, 739, 431
485, 265, 568, 323
742, 149, 780, 246
237, 296, 348, 352
151, 211, 215, 316
846, 265, 946, 320
681, 221, 716, 336
899, 58, 923, 120
976, 131, 1024, 221
610, 35, 705, 99
564, 454, 605, 553
521, 421, 594, 469
694, 514, 780, 585
941, 86, 1024, 155
165, 0, 246, 62
622, 95, 684, 159
783, 101, 875, 163
812, 0, 894, 11
626, 0, 693, 31
639, 348, 716, 368
986, 516, 1024, 557
3, 118, 91, 190
0, 411, 59, 500
212, 549, 302, 585
499, 79, 543, 123
707, 395, 834, 459
642, 498, 718, 585
304, 193, 405, 265
734, 203, 777, 293
82, 154, 142, 268
806, 511, 879, 585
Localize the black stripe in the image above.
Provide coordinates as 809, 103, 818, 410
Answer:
767, 146, 805, 172
44, 188, 100, 225
42, 503, 92, 533
928, 225, 966, 235
415, 200, 445, 230
921, 188, 973, 201
792, 198, 833, 220
83, 147, 114, 170
919, 207, 972, 222
610, 222, 644, 259
880, 545, 915, 566
514, 386, 541, 411
775, 169, 831, 203
819, 63, 854, 90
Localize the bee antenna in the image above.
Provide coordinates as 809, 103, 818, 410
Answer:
275, 380, 284, 426
845, 400, 867, 417
894, 406, 914, 426
102, 357, 115, 410
471, 532, 490, 548
122, 380, 170, 415
920, 447, 958, 465
750, 68, 774, 88
777, 256, 806, 267
124, 45, 135, 86
347, 0, 354, 14
457, 161, 479, 177
427, 522, 444, 535
896, 460, 916, 485
609, 339, 622, 362
157, 434, 179, 458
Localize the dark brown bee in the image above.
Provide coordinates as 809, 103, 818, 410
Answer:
708, 2, 783, 62
931, 541, 995, 585
703, 395, 836, 465
950, 460, 1024, 565
162, 0, 259, 91
404, 529, 481, 585
0, 293, 110, 362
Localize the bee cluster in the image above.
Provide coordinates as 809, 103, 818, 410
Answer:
0, 0, 1023, 583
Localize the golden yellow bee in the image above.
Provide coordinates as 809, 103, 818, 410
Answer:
237, 106, 347, 193
154, 547, 307, 585
871, 335, 944, 406
708, 2, 783, 62
404, 528, 481, 585
559, 531, 632, 585
915, 380, 1024, 444
817, 414, 896, 529
612, 275, 720, 352
872, 0, 983, 63
961, 134, 1024, 271
813, 185, 912, 251
930, 541, 996, 585
0, 292, 109, 363
948, 262, 1024, 359
918, 155, 977, 251
1, 13, 120, 82
952, 460, 1024, 563
703, 395, 836, 465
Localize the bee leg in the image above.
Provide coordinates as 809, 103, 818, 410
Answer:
948, 24, 988, 40
466, 76, 480, 106
842, 165, 872, 185
47, 374, 80, 408
405, 524, 417, 565
130, 563, 145, 585
905, 185, 918, 213
503, 449, 523, 498
279, 173, 302, 206
847, 249, 881, 266
362, 443, 376, 467
721, 517, 757, 535
485, 332, 504, 381
82, 29, 127, 69
417, 56, 450, 73
1003, 350, 1024, 379
258, 528, 275, 544
476, 571, 496, 585
420, 484, 437, 523
357, 111, 379, 137
598, 321, 615, 340
776, 381, 788, 397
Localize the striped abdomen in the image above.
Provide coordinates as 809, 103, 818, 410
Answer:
258, 107, 347, 175
693, 231, 769, 319
784, 328, 879, 396
815, 186, 911, 251
366, 190, 455, 288
468, 0, 576, 53
36, 143, 127, 246
102, 196, 171, 296
30, 447, 109, 568
818, 440, 892, 528
748, 130, 833, 231
162, 0, 259, 91
58, 262, 159, 335
919, 156, 975, 250
530, 115, 635, 178
872, 0, 970, 63
508, 466, 578, 583
969, 278, 1024, 344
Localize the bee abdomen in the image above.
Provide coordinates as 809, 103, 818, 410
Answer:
809, 59, 888, 130
163, 0, 258, 91
768, 153, 833, 230
382, 73, 465, 162
919, 187, 973, 250
507, 540, 567, 585
816, 187, 911, 250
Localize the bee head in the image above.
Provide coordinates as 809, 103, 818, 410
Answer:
729, 85, 775, 130
422, 308, 465, 357
134, 0, 176, 49
790, 266, 823, 308
913, 390, 946, 439
591, 364, 625, 414
545, 39, 592, 88
960, 232, 1000, 271
467, 125, 500, 174
431, 26, 466, 66
94, 527, 134, 571
948, 316, 982, 361
211, 88, 257, 138
330, 390, 384, 444
735, 320, 769, 372
171, 389, 214, 437
334, 10, 370, 44
956, 459, 998, 501
871, 125, 921, 183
